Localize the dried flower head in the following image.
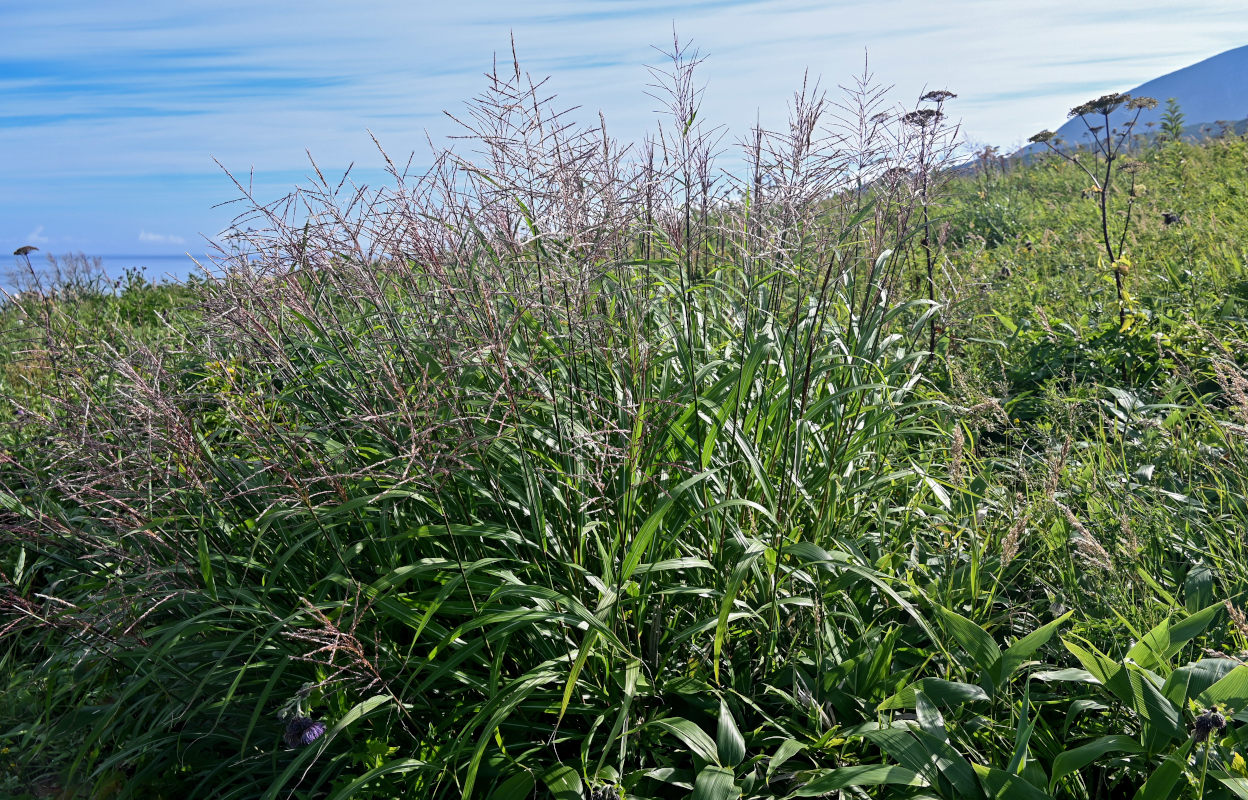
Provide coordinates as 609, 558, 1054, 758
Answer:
902, 109, 942, 128
284, 716, 328, 748
1127, 96, 1159, 111
1194, 707, 1227, 742
920, 90, 957, 103
1070, 92, 1131, 118
1028, 130, 1056, 145
12, 245, 38, 256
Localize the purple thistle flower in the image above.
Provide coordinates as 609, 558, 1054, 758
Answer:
284, 716, 327, 748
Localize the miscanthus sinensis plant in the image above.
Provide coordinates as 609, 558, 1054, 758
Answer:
0, 38, 975, 799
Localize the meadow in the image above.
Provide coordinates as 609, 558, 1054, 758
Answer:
4, 48, 1248, 799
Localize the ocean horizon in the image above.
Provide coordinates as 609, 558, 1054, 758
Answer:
3, 252, 208, 294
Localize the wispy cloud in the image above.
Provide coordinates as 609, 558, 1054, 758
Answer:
139, 229, 186, 245
2, 0, 1247, 253
25, 225, 49, 244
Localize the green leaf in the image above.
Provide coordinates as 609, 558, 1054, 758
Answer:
1050, 736, 1143, 791
1064, 639, 1122, 686
557, 629, 599, 727
1185, 566, 1214, 614
542, 765, 584, 800
1132, 739, 1192, 800
652, 717, 721, 766
1122, 664, 1184, 743
717, 700, 747, 768
326, 759, 428, 800
878, 678, 990, 710
1197, 664, 1248, 709
1127, 602, 1223, 672
1007, 686, 1036, 776
1000, 611, 1074, 678
691, 766, 741, 800
714, 545, 764, 684
1162, 658, 1238, 706
935, 605, 1003, 675
262, 695, 393, 800
594, 658, 640, 778
1213, 774, 1248, 800
197, 527, 217, 601
790, 765, 927, 795
974, 764, 1051, 799
767, 739, 805, 780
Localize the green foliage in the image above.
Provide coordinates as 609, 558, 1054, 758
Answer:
4, 48, 1248, 800
1161, 99, 1187, 144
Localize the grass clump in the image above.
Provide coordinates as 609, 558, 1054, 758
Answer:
5, 40, 1248, 800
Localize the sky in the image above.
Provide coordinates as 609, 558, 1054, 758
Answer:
3, 0, 1247, 259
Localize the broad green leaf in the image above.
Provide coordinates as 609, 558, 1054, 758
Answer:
487, 772, 536, 800
1031, 667, 1100, 685
935, 605, 1002, 675
878, 678, 990, 710
974, 764, 1051, 800
1064, 639, 1122, 686
1000, 611, 1074, 678
1197, 664, 1248, 709
1122, 665, 1184, 743
767, 739, 805, 780
717, 700, 747, 768
1162, 658, 1238, 706
1127, 602, 1223, 672
1050, 736, 1143, 791
1213, 774, 1248, 800
1132, 739, 1192, 800
1186, 566, 1215, 614
652, 717, 721, 765
691, 766, 741, 800
542, 765, 584, 800
791, 765, 927, 795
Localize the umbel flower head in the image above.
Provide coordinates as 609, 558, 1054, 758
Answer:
276, 683, 327, 748
1194, 707, 1228, 742
902, 108, 943, 128
284, 716, 327, 748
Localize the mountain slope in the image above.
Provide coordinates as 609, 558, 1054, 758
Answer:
1017, 44, 1248, 153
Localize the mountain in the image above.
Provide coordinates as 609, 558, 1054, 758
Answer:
1015, 44, 1248, 155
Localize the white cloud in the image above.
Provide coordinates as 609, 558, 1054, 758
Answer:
26, 225, 49, 244
139, 229, 187, 245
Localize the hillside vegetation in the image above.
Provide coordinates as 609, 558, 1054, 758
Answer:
4, 51, 1248, 799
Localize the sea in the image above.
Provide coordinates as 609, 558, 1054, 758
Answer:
3, 253, 208, 295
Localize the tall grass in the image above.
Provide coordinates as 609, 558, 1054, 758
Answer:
7, 41, 1248, 800
0, 41, 965, 799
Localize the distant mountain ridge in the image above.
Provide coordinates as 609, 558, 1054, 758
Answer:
1015, 44, 1248, 155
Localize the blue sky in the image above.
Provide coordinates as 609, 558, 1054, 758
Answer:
3, 0, 1247, 258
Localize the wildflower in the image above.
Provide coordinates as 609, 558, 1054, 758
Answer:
1070, 92, 1131, 118
1193, 707, 1227, 742
1028, 130, 1056, 145
902, 109, 942, 128
284, 716, 327, 748
920, 90, 957, 103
